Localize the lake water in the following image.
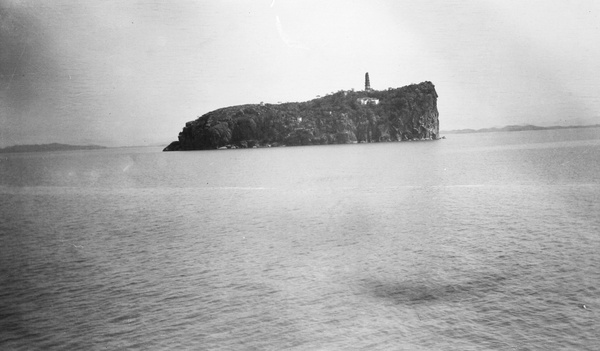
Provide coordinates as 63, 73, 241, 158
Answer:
1, 128, 599, 350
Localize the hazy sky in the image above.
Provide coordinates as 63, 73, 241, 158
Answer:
1, 0, 600, 147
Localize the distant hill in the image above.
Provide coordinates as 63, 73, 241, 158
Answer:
0, 143, 107, 154
442, 124, 600, 134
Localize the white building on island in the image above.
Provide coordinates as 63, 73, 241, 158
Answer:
357, 97, 380, 105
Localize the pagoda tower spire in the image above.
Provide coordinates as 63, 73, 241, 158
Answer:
365, 72, 371, 91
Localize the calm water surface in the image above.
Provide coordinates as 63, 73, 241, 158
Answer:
1, 129, 599, 350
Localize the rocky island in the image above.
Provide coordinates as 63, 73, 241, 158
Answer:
164, 74, 439, 151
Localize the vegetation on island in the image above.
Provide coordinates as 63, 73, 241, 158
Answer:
164, 81, 439, 151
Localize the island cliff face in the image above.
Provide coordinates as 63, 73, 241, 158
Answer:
164, 81, 439, 151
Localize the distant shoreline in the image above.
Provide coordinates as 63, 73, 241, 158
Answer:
442, 124, 600, 134
3, 124, 598, 152
0, 143, 107, 154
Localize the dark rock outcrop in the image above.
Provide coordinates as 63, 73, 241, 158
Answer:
164, 81, 439, 151
163, 141, 181, 151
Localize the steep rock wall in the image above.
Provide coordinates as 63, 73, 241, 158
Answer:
164, 81, 439, 151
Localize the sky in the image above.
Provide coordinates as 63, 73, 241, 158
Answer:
1, 0, 600, 147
